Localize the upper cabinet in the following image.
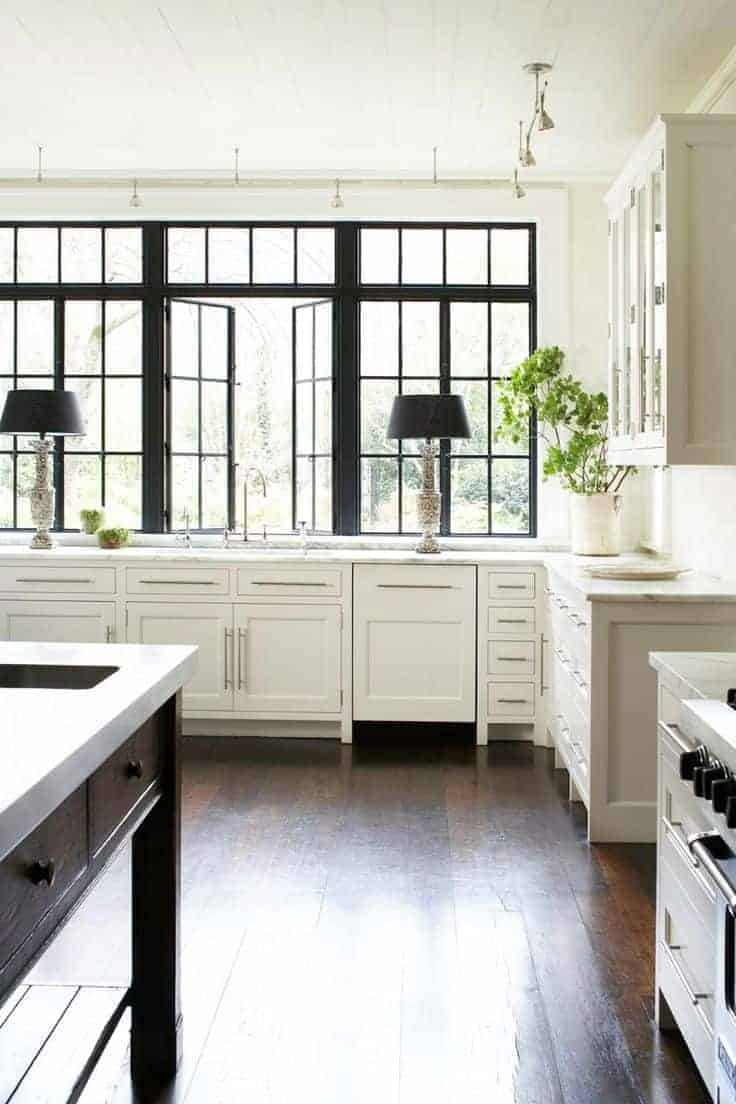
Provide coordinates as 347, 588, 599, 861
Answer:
606, 114, 736, 466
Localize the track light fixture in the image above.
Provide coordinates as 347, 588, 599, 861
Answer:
538, 82, 554, 131
129, 177, 143, 208
512, 168, 526, 200
523, 62, 555, 133
330, 178, 344, 209
518, 121, 536, 168
36, 146, 44, 184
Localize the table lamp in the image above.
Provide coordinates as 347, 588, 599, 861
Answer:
0, 390, 85, 549
387, 393, 471, 554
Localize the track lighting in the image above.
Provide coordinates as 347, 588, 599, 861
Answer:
523, 62, 554, 134
518, 121, 536, 168
129, 177, 143, 208
512, 168, 526, 200
330, 178, 344, 209
538, 83, 554, 132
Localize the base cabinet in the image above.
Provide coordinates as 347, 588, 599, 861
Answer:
0, 600, 116, 644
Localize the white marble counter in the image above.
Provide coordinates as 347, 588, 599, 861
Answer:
0, 641, 197, 862
649, 650, 736, 766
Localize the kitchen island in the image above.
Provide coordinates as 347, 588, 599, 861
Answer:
0, 640, 196, 1101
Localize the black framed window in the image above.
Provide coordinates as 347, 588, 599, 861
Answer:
293, 299, 333, 531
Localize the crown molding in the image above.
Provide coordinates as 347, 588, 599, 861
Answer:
688, 44, 736, 113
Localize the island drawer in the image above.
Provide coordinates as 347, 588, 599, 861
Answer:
488, 682, 535, 719
236, 566, 342, 597
487, 639, 535, 676
89, 716, 161, 856
0, 565, 116, 595
487, 571, 535, 600
0, 786, 87, 972
125, 566, 230, 596
488, 606, 535, 635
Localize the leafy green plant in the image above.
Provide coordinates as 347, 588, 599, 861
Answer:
494, 345, 632, 495
79, 507, 104, 535
97, 526, 130, 549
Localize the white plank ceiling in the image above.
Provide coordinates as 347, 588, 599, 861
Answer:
1, 0, 735, 180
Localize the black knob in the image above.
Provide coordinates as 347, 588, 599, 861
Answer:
703, 765, 728, 799
680, 747, 707, 781
693, 766, 706, 798
712, 778, 736, 814
29, 859, 56, 887
126, 759, 143, 780
726, 795, 736, 830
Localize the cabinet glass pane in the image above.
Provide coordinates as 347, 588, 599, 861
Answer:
638, 185, 648, 433
17, 228, 58, 283
360, 302, 398, 376
208, 228, 250, 284
401, 301, 439, 376
252, 228, 294, 283
451, 458, 488, 533
445, 229, 487, 284
65, 301, 102, 375
61, 228, 102, 283
360, 229, 398, 284
361, 457, 398, 531
105, 228, 142, 283
491, 229, 528, 285
491, 302, 529, 376
652, 165, 665, 433
168, 228, 206, 283
451, 302, 488, 377
297, 228, 335, 284
492, 458, 530, 533
104, 455, 142, 528
401, 229, 443, 284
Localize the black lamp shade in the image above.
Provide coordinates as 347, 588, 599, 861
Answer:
0, 390, 85, 437
387, 394, 471, 441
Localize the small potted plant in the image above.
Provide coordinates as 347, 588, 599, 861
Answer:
495, 345, 633, 555
80, 507, 104, 535
97, 526, 130, 550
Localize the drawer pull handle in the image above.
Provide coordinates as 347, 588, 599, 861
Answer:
662, 815, 699, 868
658, 720, 691, 756
106, 625, 114, 644
252, 581, 329, 587
238, 627, 246, 690
16, 577, 93, 584
497, 656, 528, 662
497, 697, 530, 705
225, 628, 233, 689
663, 942, 711, 1005
126, 759, 144, 780
377, 584, 453, 590
497, 584, 527, 590
139, 579, 218, 585
497, 618, 529, 624
29, 859, 56, 888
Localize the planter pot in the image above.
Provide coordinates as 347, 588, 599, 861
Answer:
569, 493, 622, 556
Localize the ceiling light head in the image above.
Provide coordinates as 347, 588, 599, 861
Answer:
523, 61, 553, 78
129, 177, 143, 208
520, 139, 536, 168
512, 168, 526, 200
538, 84, 554, 131
330, 178, 344, 209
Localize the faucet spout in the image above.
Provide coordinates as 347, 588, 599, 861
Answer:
242, 466, 268, 542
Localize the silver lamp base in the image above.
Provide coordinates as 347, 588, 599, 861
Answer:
29, 438, 55, 550
414, 440, 441, 554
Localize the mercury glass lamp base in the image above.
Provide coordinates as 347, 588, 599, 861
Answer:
415, 534, 441, 554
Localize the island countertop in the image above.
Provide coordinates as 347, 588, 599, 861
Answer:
0, 641, 197, 862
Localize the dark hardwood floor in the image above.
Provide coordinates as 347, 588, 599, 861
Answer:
8, 735, 708, 1103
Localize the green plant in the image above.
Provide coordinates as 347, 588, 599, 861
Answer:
494, 345, 632, 495
79, 507, 104, 535
97, 526, 130, 549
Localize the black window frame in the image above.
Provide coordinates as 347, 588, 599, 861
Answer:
0, 220, 536, 538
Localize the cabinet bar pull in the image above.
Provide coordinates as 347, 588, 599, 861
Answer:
498, 656, 528, 662
238, 627, 246, 690
658, 720, 691, 756
377, 584, 453, 590
106, 625, 114, 643
662, 942, 711, 1005
16, 576, 92, 584
225, 628, 233, 689
139, 579, 217, 585
497, 698, 530, 704
540, 634, 547, 696
251, 580, 328, 587
497, 584, 527, 589
497, 618, 529, 624
662, 815, 699, 868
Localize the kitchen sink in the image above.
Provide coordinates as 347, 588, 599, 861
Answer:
0, 664, 118, 690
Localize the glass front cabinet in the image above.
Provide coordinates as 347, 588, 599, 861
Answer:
606, 114, 736, 466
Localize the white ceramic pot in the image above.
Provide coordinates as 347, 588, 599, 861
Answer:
569, 493, 622, 556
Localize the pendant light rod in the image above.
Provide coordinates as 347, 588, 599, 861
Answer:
234, 146, 240, 186
36, 145, 44, 185
432, 146, 438, 184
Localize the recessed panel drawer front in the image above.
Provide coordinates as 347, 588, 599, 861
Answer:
0, 786, 87, 972
488, 682, 535, 718
487, 572, 535, 600
487, 639, 535, 677
126, 567, 230, 596
236, 567, 342, 598
89, 715, 161, 855
488, 606, 535, 635
659, 850, 716, 1032
0, 566, 116, 595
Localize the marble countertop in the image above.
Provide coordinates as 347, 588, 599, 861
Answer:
650, 651, 736, 766
0, 641, 197, 862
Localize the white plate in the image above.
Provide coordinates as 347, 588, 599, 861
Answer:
583, 563, 690, 581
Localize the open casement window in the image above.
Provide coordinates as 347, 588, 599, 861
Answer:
165, 299, 235, 530
292, 299, 333, 532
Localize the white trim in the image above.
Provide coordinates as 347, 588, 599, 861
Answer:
688, 44, 736, 113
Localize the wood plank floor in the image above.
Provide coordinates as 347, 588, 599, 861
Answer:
20, 735, 708, 1104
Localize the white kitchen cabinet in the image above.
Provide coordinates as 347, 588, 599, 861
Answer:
234, 604, 342, 714
606, 114, 736, 465
353, 564, 476, 723
126, 602, 233, 711
0, 600, 116, 643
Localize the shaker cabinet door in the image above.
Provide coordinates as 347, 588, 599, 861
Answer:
0, 600, 115, 644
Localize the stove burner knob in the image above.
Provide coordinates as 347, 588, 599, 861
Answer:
726, 795, 736, 830
680, 747, 707, 781
712, 777, 736, 813
703, 765, 728, 799
693, 766, 706, 798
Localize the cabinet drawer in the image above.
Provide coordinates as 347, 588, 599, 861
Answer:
0, 787, 87, 972
0, 565, 116, 595
659, 850, 716, 1032
487, 639, 535, 677
126, 566, 230, 596
488, 682, 535, 719
487, 571, 535, 600
488, 606, 535, 634
89, 716, 161, 855
236, 566, 342, 598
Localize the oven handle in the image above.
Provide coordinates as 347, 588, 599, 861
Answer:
688, 830, 736, 911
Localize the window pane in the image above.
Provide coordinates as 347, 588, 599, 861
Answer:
0, 455, 12, 526
361, 379, 398, 454
491, 229, 529, 285
105, 455, 142, 528
65, 455, 102, 524
451, 302, 488, 377
446, 229, 487, 284
401, 229, 442, 284
401, 455, 437, 532
297, 228, 335, 284
61, 228, 101, 283
65, 301, 102, 375
68, 377, 102, 451
295, 457, 312, 529
208, 228, 250, 284
491, 302, 529, 376
106, 379, 141, 450
295, 307, 313, 380
105, 227, 142, 283
0, 229, 13, 282
451, 380, 488, 455
360, 229, 398, 284
252, 228, 294, 283
201, 307, 228, 379
0, 303, 13, 373
17, 454, 39, 528
451, 458, 488, 533
171, 379, 198, 451
201, 457, 228, 527
201, 382, 227, 453
492, 381, 529, 455
17, 301, 54, 374
314, 301, 331, 377
361, 457, 398, 531
170, 456, 198, 528
315, 379, 331, 454
105, 302, 142, 374
295, 380, 313, 453
169, 301, 199, 377
401, 301, 439, 376
168, 227, 206, 283
492, 458, 530, 533
17, 228, 58, 282
314, 457, 331, 530
360, 302, 398, 376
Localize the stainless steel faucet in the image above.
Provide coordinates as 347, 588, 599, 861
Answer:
242, 467, 267, 542
177, 509, 192, 550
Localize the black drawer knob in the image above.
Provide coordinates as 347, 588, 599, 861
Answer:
126, 759, 144, 780
29, 859, 56, 888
